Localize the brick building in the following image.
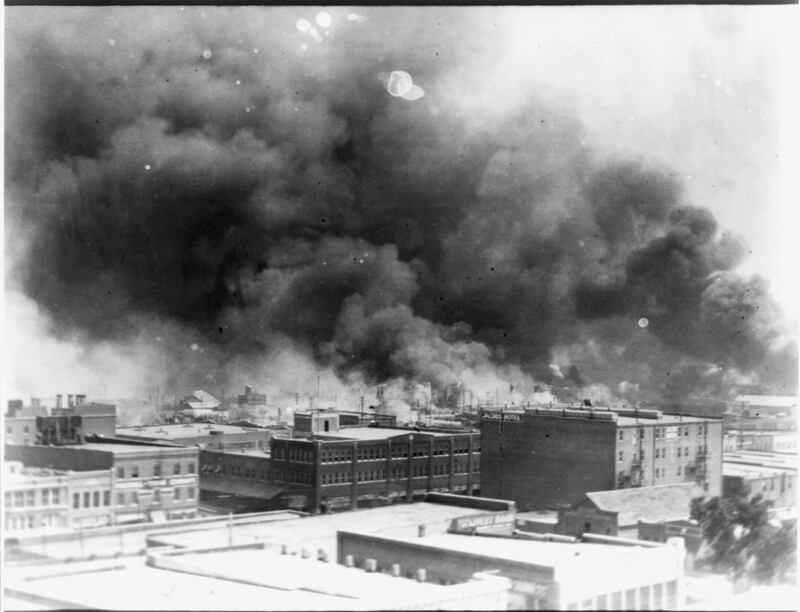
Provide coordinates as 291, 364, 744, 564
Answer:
5, 396, 116, 445
480, 406, 723, 511
198, 420, 480, 514
6, 440, 199, 524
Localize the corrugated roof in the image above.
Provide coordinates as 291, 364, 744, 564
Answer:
585, 484, 703, 527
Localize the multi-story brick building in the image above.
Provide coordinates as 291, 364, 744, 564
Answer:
5, 396, 116, 445
480, 406, 722, 511
6, 440, 199, 524
199, 420, 480, 514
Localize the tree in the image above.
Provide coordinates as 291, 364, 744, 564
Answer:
691, 485, 797, 585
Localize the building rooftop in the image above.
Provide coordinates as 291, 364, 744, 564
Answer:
515, 510, 559, 524
615, 414, 713, 426
78, 442, 193, 455
352, 531, 664, 569
116, 423, 266, 439
315, 426, 463, 441
3, 547, 508, 611
723, 463, 793, 480
723, 451, 798, 470
584, 484, 703, 527
146, 500, 498, 556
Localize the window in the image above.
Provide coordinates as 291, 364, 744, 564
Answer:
153, 462, 162, 477
93, 491, 100, 507
26, 490, 35, 507
103, 491, 110, 506
117, 493, 125, 506
677, 448, 682, 458
618, 430, 624, 442
640, 450, 645, 461
684, 428, 689, 437
23, 425, 30, 434
685, 446, 689, 456
84, 492, 90, 508
187, 487, 195, 500
5, 426, 11, 434
153, 489, 161, 503
618, 451, 624, 462
174, 462, 181, 475
175, 487, 182, 501
73, 493, 80, 509
133, 492, 139, 504
655, 468, 660, 478
117, 466, 125, 479
639, 429, 645, 440
42, 489, 51, 506
52, 489, 60, 505
131, 465, 139, 478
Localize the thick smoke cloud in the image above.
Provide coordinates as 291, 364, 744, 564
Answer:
5, 7, 796, 406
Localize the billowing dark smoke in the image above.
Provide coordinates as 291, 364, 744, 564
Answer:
5, 7, 796, 404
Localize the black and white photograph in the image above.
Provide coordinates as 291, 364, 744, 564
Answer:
2, 4, 798, 610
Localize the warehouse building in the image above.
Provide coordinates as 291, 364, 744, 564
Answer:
481, 406, 722, 511
196, 413, 480, 514
337, 528, 688, 610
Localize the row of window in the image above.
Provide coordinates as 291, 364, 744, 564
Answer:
116, 486, 195, 506
5, 488, 63, 509
6, 513, 62, 531
72, 490, 111, 509
116, 461, 195, 479
618, 425, 703, 442
654, 465, 694, 478
618, 444, 709, 462
320, 460, 479, 485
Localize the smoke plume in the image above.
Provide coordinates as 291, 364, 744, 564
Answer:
5, 7, 796, 408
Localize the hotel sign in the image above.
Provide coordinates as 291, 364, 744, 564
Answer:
482, 413, 521, 422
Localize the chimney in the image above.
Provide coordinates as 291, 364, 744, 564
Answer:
415, 568, 427, 582
31, 397, 41, 408
7, 399, 23, 417
244, 385, 253, 396
56, 394, 63, 409
68, 394, 75, 408
76, 394, 86, 406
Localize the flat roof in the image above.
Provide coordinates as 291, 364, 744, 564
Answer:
3, 546, 493, 611
80, 442, 194, 455
515, 510, 559, 524
317, 426, 461, 441
723, 451, 798, 470
147, 501, 497, 555
616, 414, 711, 426
724, 463, 794, 479
116, 423, 266, 439
352, 532, 659, 569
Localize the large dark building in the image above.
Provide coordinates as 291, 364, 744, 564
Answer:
480, 406, 723, 511
199, 418, 480, 514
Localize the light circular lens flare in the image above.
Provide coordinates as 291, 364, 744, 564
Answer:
386, 71, 413, 97
202, 49, 212, 59
296, 18, 311, 33
315, 12, 332, 29
638, 317, 649, 328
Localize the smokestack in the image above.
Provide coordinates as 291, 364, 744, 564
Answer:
68, 394, 74, 408
76, 394, 86, 406
7, 399, 23, 417
244, 385, 252, 396
56, 394, 63, 409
